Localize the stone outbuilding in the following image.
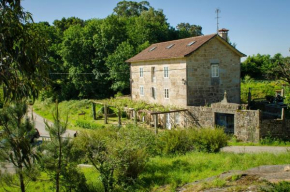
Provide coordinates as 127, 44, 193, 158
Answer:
126, 31, 246, 107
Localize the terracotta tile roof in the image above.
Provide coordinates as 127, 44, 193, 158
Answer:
126, 34, 246, 63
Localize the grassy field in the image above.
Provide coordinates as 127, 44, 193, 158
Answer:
33, 99, 132, 131
2, 152, 290, 191
138, 151, 290, 191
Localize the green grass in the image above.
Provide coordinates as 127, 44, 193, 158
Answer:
2, 152, 290, 191
138, 151, 290, 191
33, 99, 130, 131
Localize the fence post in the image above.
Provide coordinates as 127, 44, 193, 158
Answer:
154, 114, 158, 135
92, 102, 96, 120
104, 104, 108, 124
118, 108, 121, 127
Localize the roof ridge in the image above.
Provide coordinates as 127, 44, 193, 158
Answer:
150, 34, 217, 46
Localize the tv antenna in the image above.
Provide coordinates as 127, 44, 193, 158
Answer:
215, 8, 221, 33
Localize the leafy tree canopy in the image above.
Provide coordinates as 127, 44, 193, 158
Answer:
113, 0, 151, 17
176, 22, 203, 38
0, 0, 48, 102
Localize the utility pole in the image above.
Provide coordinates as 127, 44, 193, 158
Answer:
215, 8, 221, 33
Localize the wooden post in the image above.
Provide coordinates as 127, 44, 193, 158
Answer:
154, 114, 158, 135
104, 104, 108, 124
92, 103, 96, 120
134, 110, 137, 125
118, 109, 121, 127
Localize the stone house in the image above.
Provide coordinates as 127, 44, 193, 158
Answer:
126, 29, 246, 107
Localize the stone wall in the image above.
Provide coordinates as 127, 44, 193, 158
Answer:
187, 103, 261, 142
130, 58, 187, 107
186, 37, 241, 106
260, 119, 290, 139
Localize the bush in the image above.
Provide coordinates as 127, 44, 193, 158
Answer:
189, 128, 228, 153
75, 120, 104, 129
156, 128, 228, 155
262, 181, 290, 192
157, 130, 193, 155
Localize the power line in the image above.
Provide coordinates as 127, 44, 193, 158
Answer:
49, 68, 188, 75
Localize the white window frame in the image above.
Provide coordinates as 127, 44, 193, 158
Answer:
139, 86, 144, 96
164, 88, 169, 99
164, 66, 169, 78
151, 67, 156, 82
211, 64, 219, 77
151, 87, 156, 99
139, 67, 144, 78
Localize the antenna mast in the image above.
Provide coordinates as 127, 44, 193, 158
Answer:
215, 8, 221, 33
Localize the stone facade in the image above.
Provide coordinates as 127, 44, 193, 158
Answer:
186, 38, 241, 106
130, 58, 187, 107
130, 36, 242, 107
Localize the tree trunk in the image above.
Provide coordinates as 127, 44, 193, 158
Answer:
19, 166, 25, 192
56, 103, 62, 192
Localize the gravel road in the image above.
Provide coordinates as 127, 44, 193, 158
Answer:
221, 146, 290, 154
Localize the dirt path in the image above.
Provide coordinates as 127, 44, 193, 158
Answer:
27, 107, 76, 138
221, 146, 290, 154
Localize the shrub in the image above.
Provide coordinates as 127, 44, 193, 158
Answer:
261, 181, 290, 192
75, 120, 104, 129
189, 128, 228, 153
157, 130, 193, 155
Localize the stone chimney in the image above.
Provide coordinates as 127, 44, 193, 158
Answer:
218, 28, 229, 41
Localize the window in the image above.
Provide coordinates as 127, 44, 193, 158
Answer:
164, 66, 169, 78
151, 67, 156, 82
151, 87, 156, 99
139, 67, 143, 77
166, 44, 175, 49
211, 64, 219, 77
149, 46, 156, 52
187, 41, 196, 46
164, 88, 169, 99
140, 86, 144, 96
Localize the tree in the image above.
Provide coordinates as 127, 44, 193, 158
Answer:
176, 22, 203, 38
53, 17, 84, 32
241, 53, 282, 80
273, 56, 290, 84
0, 103, 41, 192
42, 102, 87, 192
0, 0, 48, 102
113, 0, 151, 17
105, 41, 135, 92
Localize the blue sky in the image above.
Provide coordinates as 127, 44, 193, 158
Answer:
22, 0, 290, 59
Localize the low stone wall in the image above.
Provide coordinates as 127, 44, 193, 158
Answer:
235, 110, 260, 142
187, 103, 261, 142
260, 119, 290, 139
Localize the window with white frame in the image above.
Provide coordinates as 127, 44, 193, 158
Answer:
151, 87, 156, 99
164, 67, 169, 77
140, 86, 144, 96
164, 88, 169, 99
139, 67, 144, 77
151, 67, 156, 82
211, 64, 219, 77
164, 66, 169, 78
